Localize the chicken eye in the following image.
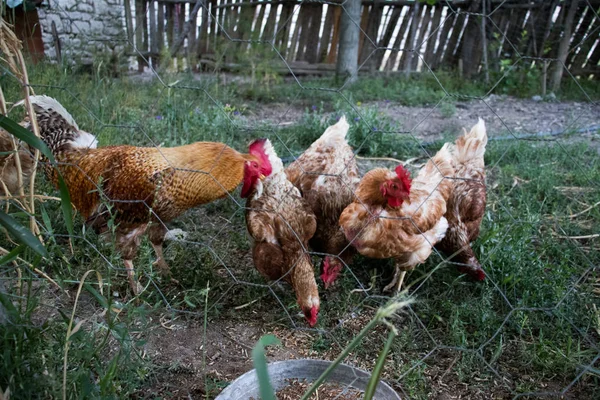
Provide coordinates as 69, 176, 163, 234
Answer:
252, 162, 259, 168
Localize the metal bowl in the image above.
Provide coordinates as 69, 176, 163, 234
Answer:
215, 359, 401, 400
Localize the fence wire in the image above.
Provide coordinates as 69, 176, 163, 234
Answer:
1, 0, 599, 398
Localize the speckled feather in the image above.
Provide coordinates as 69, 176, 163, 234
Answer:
436, 119, 487, 277
246, 141, 319, 318
339, 144, 454, 271
285, 116, 359, 265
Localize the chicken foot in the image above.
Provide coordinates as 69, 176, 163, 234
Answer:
148, 223, 170, 274
383, 268, 407, 293
124, 259, 144, 295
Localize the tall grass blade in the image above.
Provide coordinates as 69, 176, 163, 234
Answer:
363, 330, 396, 400
0, 211, 47, 257
252, 334, 281, 400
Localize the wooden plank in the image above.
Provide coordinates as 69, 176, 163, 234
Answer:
375, 5, 402, 67
423, 4, 442, 68
431, 6, 454, 70
411, 4, 431, 71
135, 0, 146, 72
360, 0, 383, 68
157, 2, 165, 52
305, 4, 323, 64
569, 9, 599, 70
385, 5, 411, 71
262, 2, 278, 40
357, 3, 371, 59
326, 5, 342, 64
295, 4, 312, 61
401, 2, 422, 74
567, 4, 595, 66
149, 1, 158, 66
276, 3, 294, 50
187, 3, 198, 68
166, 2, 175, 50
253, 3, 267, 40
288, 5, 305, 60
442, 7, 466, 67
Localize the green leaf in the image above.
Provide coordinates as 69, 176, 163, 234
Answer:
0, 115, 73, 236
0, 211, 48, 257
252, 334, 281, 400
0, 245, 24, 266
0, 115, 54, 161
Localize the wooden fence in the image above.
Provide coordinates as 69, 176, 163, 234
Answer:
126, 0, 600, 77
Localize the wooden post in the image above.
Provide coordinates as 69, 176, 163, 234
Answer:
551, 0, 580, 92
336, 0, 361, 83
124, 0, 134, 45
542, 60, 548, 96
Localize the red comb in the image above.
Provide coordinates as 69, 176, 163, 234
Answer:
248, 138, 267, 155
395, 165, 412, 192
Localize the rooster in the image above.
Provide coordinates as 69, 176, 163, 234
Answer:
285, 116, 359, 289
244, 139, 320, 327
23, 95, 272, 294
339, 144, 454, 292
436, 119, 487, 280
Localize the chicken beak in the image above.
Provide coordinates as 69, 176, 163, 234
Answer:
259, 174, 266, 181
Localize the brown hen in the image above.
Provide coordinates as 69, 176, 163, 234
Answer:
340, 144, 454, 292
244, 139, 320, 327
285, 116, 359, 289
436, 119, 487, 280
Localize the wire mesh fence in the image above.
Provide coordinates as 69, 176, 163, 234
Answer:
0, 0, 599, 398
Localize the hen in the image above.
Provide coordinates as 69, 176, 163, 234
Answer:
244, 139, 320, 327
339, 144, 454, 292
24, 95, 272, 294
436, 119, 487, 280
285, 116, 359, 288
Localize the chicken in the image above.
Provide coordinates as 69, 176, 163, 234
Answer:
0, 126, 35, 196
339, 144, 454, 292
244, 139, 320, 327
436, 119, 487, 280
23, 95, 273, 294
285, 116, 359, 289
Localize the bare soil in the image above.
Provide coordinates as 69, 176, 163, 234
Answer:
245, 95, 600, 143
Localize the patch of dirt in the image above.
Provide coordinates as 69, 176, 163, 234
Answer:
245, 96, 600, 142
269, 379, 363, 400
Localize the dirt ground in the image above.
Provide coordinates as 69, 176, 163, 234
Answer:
243, 95, 600, 143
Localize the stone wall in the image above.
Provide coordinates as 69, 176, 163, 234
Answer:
37, 0, 125, 64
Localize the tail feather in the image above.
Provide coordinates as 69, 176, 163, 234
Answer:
15, 95, 97, 153
16, 95, 79, 131
452, 119, 487, 165
315, 115, 350, 147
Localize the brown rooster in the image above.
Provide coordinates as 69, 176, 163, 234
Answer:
285, 116, 359, 289
339, 144, 454, 292
244, 139, 320, 327
24, 95, 272, 294
436, 119, 487, 280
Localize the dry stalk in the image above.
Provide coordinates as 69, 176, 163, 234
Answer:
0, 20, 41, 238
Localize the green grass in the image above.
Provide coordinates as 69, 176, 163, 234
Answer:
0, 62, 599, 398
